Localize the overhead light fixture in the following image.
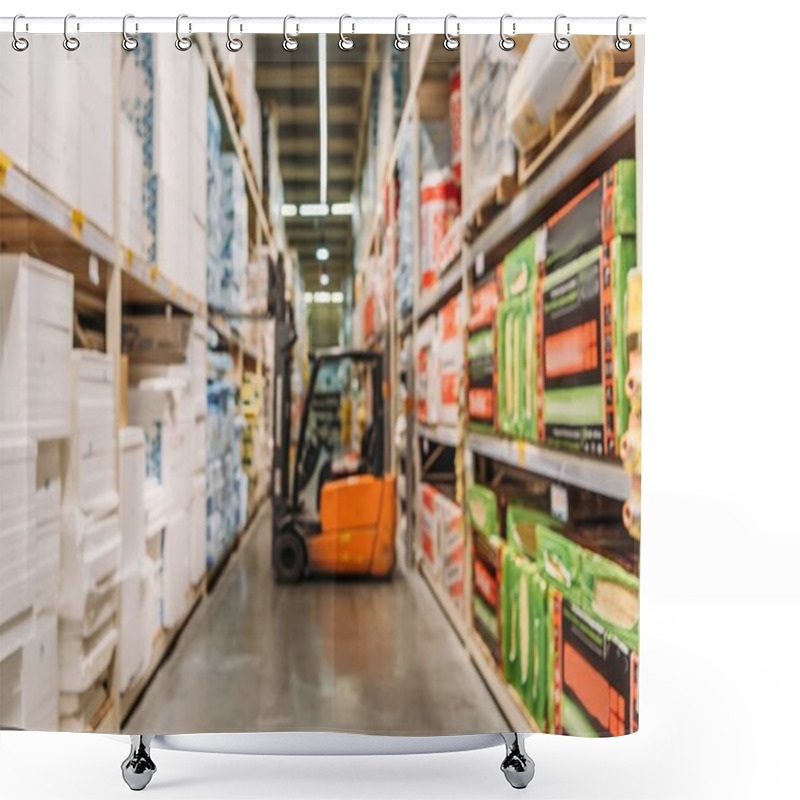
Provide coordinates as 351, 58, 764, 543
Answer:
315, 243, 330, 262
280, 203, 298, 217
331, 291, 344, 304
319, 263, 330, 287
331, 202, 355, 216
314, 291, 332, 304
299, 203, 329, 217
303, 291, 313, 303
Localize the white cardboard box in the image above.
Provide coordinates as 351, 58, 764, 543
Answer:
22, 610, 59, 730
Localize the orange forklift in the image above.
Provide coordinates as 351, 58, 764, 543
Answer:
269, 262, 396, 582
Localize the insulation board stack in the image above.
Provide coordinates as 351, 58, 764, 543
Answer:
0, 30, 31, 172
0, 253, 73, 730
206, 379, 239, 569
415, 316, 438, 426
466, 484, 504, 665
206, 97, 224, 308
439, 492, 466, 618
497, 234, 538, 441
395, 126, 415, 321
117, 427, 149, 693
59, 350, 121, 731
467, 268, 502, 431
463, 34, 519, 216
127, 366, 197, 631
538, 160, 637, 457
242, 371, 269, 512
219, 153, 249, 324
436, 294, 464, 428
188, 47, 209, 306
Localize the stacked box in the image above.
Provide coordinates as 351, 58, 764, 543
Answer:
218, 153, 249, 319
58, 350, 121, 731
420, 484, 440, 577
415, 316, 438, 425
502, 547, 551, 731
540, 237, 637, 456
552, 593, 638, 736
438, 492, 466, 618
0, 255, 74, 440
437, 294, 464, 428
0, 32, 31, 171
206, 97, 224, 305
467, 484, 504, 664
467, 270, 501, 430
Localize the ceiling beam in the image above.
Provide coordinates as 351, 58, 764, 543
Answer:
274, 104, 356, 125
281, 162, 354, 182
257, 63, 366, 91
280, 136, 356, 156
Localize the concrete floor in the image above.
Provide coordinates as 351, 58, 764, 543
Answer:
125, 504, 506, 735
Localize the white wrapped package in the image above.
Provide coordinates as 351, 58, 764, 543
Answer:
162, 510, 190, 629
120, 427, 146, 567
34, 441, 62, 612
506, 34, 601, 153
189, 474, 207, 587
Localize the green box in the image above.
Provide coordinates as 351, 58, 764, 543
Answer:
536, 524, 583, 603
506, 504, 561, 562
580, 551, 639, 651
497, 294, 536, 441
502, 549, 551, 730
502, 232, 538, 297
467, 483, 499, 538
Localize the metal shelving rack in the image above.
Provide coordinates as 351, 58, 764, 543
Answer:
351, 34, 643, 734
0, 31, 281, 732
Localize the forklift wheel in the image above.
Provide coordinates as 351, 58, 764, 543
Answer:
274, 529, 307, 583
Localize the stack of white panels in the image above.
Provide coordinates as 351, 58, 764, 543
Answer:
0, 254, 74, 440
188, 49, 209, 305
118, 116, 147, 260
0, 436, 35, 730
59, 350, 121, 731
0, 33, 31, 171
118, 427, 148, 693
22, 610, 59, 730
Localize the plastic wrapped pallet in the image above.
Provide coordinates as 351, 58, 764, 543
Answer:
395, 127, 415, 320
189, 474, 207, 587
162, 509, 191, 629
63, 350, 119, 514
206, 97, 224, 306
58, 614, 118, 696
506, 35, 601, 155
0, 254, 74, 440
436, 294, 464, 428
219, 153, 249, 317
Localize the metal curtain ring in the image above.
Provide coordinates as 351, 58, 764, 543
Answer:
443, 14, 459, 51
63, 14, 80, 51
616, 15, 632, 51
553, 14, 570, 51
283, 15, 298, 51
175, 14, 192, 51
227, 15, 243, 52
394, 15, 410, 51
12, 14, 29, 52
339, 15, 354, 51
499, 14, 515, 51
122, 14, 138, 51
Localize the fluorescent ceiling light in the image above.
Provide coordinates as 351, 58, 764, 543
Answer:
331, 292, 344, 303
313, 291, 331, 304
299, 203, 329, 217
316, 244, 331, 262
331, 202, 355, 216
304, 292, 313, 303
281, 203, 298, 217
319, 270, 330, 287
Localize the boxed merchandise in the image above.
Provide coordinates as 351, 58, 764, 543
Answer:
162, 510, 191, 629
415, 316, 438, 425
506, 503, 563, 563
0, 254, 74, 440
497, 294, 536, 440
502, 549, 551, 731
436, 491, 466, 615
502, 233, 538, 298
122, 314, 194, 364
468, 270, 502, 430
437, 294, 464, 428
552, 592, 638, 736
540, 237, 637, 456
580, 551, 639, 650
466, 483, 500, 538
472, 529, 505, 666
64, 350, 119, 514
189, 474, 207, 587
58, 615, 118, 695
219, 152, 249, 316
59, 681, 110, 732
118, 116, 147, 258
541, 160, 636, 274
0, 37, 31, 171
536, 524, 584, 604
420, 484, 440, 576
22, 611, 59, 730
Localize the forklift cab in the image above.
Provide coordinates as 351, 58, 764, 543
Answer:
273, 350, 396, 582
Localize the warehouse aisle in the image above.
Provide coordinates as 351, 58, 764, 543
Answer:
124, 505, 505, 735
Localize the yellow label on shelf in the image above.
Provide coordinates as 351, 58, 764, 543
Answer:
0, 150, 11, 188
70, 209, 85, 239
516, 440, 526, 466
170, 281, 178, 299
125, 248, 134, 269
148, 266, 159, 284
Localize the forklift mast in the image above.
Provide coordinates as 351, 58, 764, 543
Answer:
269, 254, 296, 526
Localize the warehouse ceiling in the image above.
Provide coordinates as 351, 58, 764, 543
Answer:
256, 35, 374, 293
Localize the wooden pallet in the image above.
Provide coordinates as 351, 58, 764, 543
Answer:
517, 43, 635, 188
466, 173, 519, 239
